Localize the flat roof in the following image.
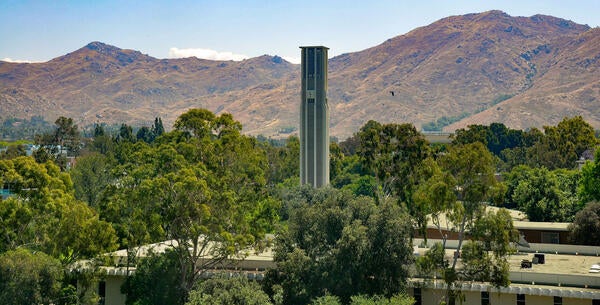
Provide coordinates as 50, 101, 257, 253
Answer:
413, 248, 600, 277
507, 252, 599, 276
513, 221, 570, 231
426, 206, 571, 231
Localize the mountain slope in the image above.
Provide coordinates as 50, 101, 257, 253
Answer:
326, 10, 595, 137
0, 11, 598, 139
446, 26, 600, 130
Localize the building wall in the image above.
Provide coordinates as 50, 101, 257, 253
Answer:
418, 287, 445, 305
462, 290, 484, 304
410, 288, 598, 305
491, 291, 517, 305
563, 297, 597, 305
520, 229, 570, 244
524, 294, 556, 305
105, 275, 127, 305
423, 228, 570, 244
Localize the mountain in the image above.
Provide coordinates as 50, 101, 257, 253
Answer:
326, 10, 597, 137
0, 11, 598, 139
0, 41, 297, 134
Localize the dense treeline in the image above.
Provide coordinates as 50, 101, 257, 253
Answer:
0, 110, 599, 305
0, 116, 53, 140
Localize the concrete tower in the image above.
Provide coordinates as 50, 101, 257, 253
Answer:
300, 46, 329, 187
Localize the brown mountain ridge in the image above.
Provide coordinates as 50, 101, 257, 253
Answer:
0, 10, 598, 139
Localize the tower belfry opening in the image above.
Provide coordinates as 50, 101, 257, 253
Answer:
300, 46, 329, 188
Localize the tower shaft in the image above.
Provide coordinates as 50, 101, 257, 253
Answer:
300, 46, 329, 188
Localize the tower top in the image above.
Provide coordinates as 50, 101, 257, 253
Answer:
300, 46, 329, 50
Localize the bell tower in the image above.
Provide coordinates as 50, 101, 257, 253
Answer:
300, 46, 329, 188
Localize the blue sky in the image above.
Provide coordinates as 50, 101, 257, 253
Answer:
1, 0, 598, 64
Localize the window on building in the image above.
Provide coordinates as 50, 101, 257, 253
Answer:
541, 231, 560, 244
517, 293, 525, 305
481, 291, 490, 305
593, 299, 600, 305
413, 288, 422, 305
553, 296, 562, 305
99, 281, 106, 305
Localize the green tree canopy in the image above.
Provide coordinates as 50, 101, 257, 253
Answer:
356, 120, 430, 203
413, 143, 518, 303
527, 116, 597, 169
504, 166, 580, 222
98, 109, 279, 300
122, 249, 187, 305
579, 148, 600, 203
310, 294, 414, 305
35, 116, 81, 158
70, 152, 113, 208
186, 276, 272, 305
0, 157, 117, 261
270, 187, 413, 305
568, 201, 600, 246
0, 248, 63, 305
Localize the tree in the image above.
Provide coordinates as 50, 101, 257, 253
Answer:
311, 295, 342, 305
579, 149, 600, 203
269, 187, 413, 305
568, 202, 600, 246
349, 294, 414, 305
310, 294, 414, 305
90, 124, 114, 155
122, 249, 187, 305
103, 109, 278, 300
53, 116, 81, 156
356, 121, 430, 203
0, 157, 118, 261
439, 143, 498, 263
34, 116, 81, 166
116, 123, 136, 143
151, 117, 165, 138
452, 123, 527, 158
136, 126, 153, 143
186, 276, 272, 305
414, 143, 518, 304
527, 116, 597, 169
0, 144, 26, 159
0, 248, 63, 305
35, 116, 81, 157
452, 124, 489, 146
263, 135, 299, 186
71, 152, 112, 208
411, 157, 456, 241
174, 108, 217, 139
507, 166, 580, 222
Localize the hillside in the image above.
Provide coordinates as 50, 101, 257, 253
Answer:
0, 11, 598, 139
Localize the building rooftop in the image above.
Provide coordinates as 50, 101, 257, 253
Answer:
426, 206, 571, 232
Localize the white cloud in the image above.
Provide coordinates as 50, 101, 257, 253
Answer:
1, 57, 37, 63
281, 56, 300, 64
169, 47, 249, 61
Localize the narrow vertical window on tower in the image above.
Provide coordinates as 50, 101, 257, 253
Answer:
316, 48, 322, 75
307, 48, 315, 90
